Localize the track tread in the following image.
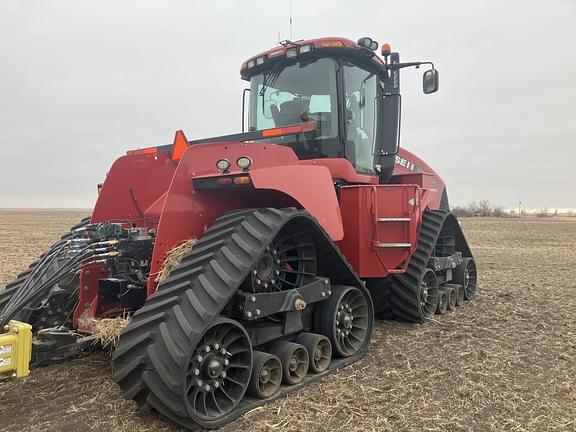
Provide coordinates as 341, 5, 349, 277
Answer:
388, 210, 449, 323
113, 208, 372, 430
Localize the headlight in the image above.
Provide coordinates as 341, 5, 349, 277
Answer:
216, 159, 231, 172
236, 156, 252, 170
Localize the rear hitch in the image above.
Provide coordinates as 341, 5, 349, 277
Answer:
32, 327, 99, 365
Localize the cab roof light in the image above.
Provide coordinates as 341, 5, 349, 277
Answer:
299, 44, 313, 54
321, 40, 344, 47
357, 37, 378, 51
247, 60, 256, 69
256, 56, 266, 65
286, 48, 298, 59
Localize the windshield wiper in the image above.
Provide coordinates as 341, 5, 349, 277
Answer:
259, 61, 285, 98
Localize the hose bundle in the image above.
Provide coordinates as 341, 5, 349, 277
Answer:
0, 227, 120, 329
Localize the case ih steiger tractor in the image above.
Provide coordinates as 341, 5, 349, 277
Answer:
0, 37, 477, 429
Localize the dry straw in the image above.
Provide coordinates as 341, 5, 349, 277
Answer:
79, 315, 130, 349
155, 238, 197, 283
78, 238, 197, 349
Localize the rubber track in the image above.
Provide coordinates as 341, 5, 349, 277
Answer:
387, 210, 449, 323
112, 208, 371, 430
0, 216, 90, 328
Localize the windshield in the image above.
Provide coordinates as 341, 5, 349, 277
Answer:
249, 58, 341, 159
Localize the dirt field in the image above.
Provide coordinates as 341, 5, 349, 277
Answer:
0, 211, 574, 432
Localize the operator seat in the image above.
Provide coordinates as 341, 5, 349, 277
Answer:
278, 100, 307, 126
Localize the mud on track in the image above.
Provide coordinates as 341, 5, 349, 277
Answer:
0, 211, 574, 431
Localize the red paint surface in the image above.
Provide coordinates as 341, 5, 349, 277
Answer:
81, 133, 448, 314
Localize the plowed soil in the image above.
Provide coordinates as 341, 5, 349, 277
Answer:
0, 211, 574, 432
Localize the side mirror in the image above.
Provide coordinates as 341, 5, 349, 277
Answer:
423, 68, 439, 94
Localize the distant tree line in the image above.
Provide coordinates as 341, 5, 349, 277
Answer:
452, 200, 506, 217
452, 201, 574, 217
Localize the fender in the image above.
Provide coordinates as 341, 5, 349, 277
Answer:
147, 142, 343, 293
249, 165, 343, 240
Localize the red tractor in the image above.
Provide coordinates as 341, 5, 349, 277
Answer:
0, 37, 477, 429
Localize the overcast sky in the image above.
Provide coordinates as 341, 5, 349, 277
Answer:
0, 0, 574, 209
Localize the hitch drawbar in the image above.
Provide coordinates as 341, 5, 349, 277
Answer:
0, 320, 32, 378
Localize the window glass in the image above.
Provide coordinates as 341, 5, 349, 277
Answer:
343, 62, 379, 173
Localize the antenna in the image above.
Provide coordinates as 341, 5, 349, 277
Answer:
289, 0, 293, 40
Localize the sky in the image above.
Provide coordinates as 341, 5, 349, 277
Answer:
0, 0, 574, 209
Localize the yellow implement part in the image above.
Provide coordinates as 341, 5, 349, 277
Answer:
0, 320, 32, 378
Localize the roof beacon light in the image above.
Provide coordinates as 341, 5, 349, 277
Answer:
381, 42, 392, 57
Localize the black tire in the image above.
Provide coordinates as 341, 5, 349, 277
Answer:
314, 285, 370, 358
454, 257, 477, 301
247, 352, 282, 399
295, 332, 332, 374
269, 341, 309, 385
436, 290, 448, 315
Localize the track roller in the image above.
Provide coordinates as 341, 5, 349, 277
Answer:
295, 332, 332, 374
441, 286, 456, 311
436, 290, 448, 314
269, 341, 309, 385
314, 285, 370, 358
248, 352, 282, 399
446, 283, 464, 306
454, 257, 477, 301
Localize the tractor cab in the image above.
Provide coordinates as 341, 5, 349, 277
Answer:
241, 37, 438, 181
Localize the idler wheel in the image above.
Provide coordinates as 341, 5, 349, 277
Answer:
314, 285, 370, 358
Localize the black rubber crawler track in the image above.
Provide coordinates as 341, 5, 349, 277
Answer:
386, 210, 473, 323
0, 216, 91, 329
112, 208, 373, 430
